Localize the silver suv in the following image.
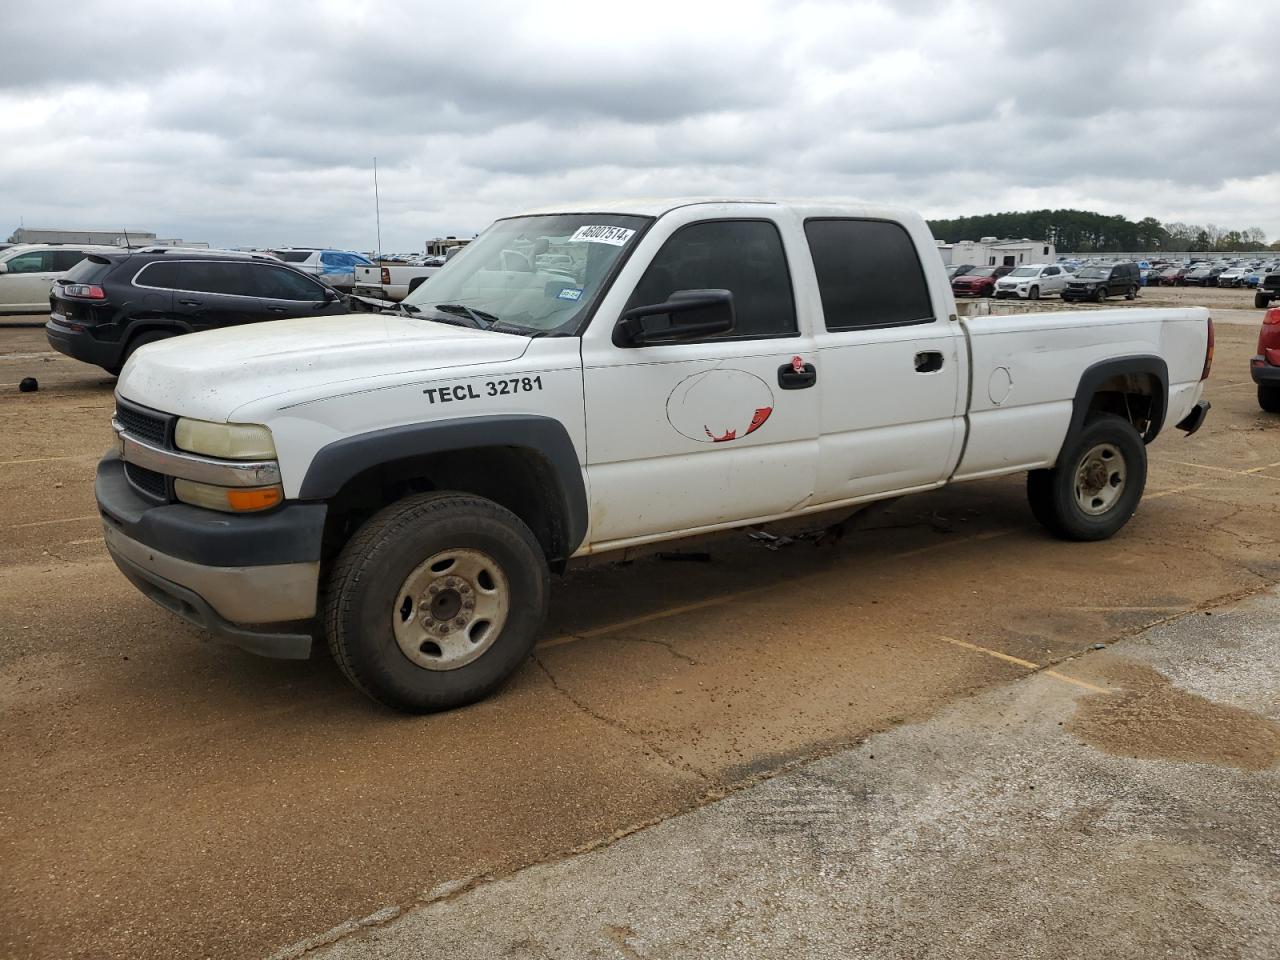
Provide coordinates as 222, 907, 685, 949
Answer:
994, 263, 1069, 300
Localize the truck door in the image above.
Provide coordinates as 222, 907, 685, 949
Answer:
580, 209, 820, 548
801, 217, 966, 504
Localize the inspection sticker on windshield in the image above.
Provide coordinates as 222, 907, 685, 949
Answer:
569, 225, 635, 246
556, 287, 583, 301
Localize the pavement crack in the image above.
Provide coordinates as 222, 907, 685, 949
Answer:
615, 634, 698, 665
531, 653, 711, 784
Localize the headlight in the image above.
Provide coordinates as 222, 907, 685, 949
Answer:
175, 418, 276, 460
174, 478, 283, 513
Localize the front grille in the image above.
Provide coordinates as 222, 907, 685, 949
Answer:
115, 402, 169, 446
125, 462, 168, 500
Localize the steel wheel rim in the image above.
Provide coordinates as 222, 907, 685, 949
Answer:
392, 548, 510, 671
1074, 443, 1127, 516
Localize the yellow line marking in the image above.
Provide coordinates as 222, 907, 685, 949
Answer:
1042, 670, 1114, 695
0, 456, 83, 466
937, 635, 1112, 694
537, 528, 1020, 650
1153, 458, 1280, 481
6, 514, 97, 529
937, 634, 1039, 669
1147, 481, 1214, 499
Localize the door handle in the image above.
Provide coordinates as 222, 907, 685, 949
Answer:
178, 299, 203, 307
778, 361, 817, 389
914, 351, 944, 373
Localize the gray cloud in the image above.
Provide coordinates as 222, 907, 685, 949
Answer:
1, 0, 1276, 251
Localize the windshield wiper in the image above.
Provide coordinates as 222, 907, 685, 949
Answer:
434, 303, 501, 328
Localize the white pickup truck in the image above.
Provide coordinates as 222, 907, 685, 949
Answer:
97, 199, 1212, 712
352, 262, 442, 302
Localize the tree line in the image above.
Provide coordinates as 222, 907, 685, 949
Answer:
927, 209, 1278, 253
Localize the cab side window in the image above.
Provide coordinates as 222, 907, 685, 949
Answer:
804, 219, 934, 330
624, 220, 797, 341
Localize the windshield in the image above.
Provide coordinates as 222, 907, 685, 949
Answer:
965, 268, 996, 278
1076, 268, 1109, 279
401, 214, 650, 334
1007, 267, 1038, 277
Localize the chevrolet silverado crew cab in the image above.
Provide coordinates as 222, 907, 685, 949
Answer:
98, 199, 1213, 713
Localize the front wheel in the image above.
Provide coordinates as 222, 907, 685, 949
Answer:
1260, 384, 1280, 414
1027, 414, 1147, 541
1257, 292, 1271, 309
325, 492, 550, 712
1029, 285, 1040, 300
1094, 287, 1107, 303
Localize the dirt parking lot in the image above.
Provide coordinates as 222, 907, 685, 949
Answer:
1, 285, 1278, 958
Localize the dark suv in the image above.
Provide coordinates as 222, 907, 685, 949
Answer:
1061, 261, 1141, 303
1256, 270, 1280, 310
45, 248, 347, 375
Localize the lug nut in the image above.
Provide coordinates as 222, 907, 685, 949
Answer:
455, 617, 467, 627
463, 600, 474, 610
428, 584, 440, 595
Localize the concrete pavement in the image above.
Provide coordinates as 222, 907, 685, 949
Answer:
306, 587, 1280, 960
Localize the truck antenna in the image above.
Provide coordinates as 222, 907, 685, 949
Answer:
373, 157, 383, 261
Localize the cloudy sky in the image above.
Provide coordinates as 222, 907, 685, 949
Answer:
1, 0, 1276, 251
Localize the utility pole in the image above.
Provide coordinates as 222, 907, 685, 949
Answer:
373, 157, 383, 260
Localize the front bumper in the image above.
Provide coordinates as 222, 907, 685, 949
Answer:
96, 453, 325, 659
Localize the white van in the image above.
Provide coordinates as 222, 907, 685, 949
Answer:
0, 244, 121, 312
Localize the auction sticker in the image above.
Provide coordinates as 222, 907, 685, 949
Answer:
569, 225, 635, 246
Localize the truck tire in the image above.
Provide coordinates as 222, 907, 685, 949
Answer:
1257, 292, 1271, 309
1026, 414, 1147, 541
1259, 385, 1280, 414
324, 492, 550, 713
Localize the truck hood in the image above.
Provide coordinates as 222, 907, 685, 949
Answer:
116, 312, 532, 423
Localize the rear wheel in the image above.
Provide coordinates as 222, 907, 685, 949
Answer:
1027, 414, 1147, 541
1259, 384, 1280, 414
1125, 285, 1138, 300
111, 330, 172, 376
325, 492, 549, 713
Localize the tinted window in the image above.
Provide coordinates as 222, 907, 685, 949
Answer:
798, 219, 933, 322
135, 261, 185, 289
253, 265, 325, 300
52, 250, 88, 271
66, 255, 116, 284
179, 261, 257, 296
5, 251, 55, 273
625, 220, 796, 340
271, 250, 313, 263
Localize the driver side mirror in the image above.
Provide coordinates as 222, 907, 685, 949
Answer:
615, 289, 735, 346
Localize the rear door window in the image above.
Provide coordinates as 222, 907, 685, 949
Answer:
271, 250, 313, 263
66, 256, 116, 284
179, 261, 258, 296
804, 219, 934, 330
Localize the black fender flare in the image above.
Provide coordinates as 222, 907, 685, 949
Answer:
1068, 355, 1169, 445
298, 414, 588, 557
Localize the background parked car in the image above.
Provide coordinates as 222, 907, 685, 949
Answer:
950, 265, 1012, 297
1257, 269, 1280, 309
1253, 307, 1280, 413
993, 263, 1069, 299
45, 247, 348, 375
267, 248, 373, 293
1061, 262, 1141, 302
1183, 265, 1225, 286
0, 243, 120, 311
946, 263, 975, 280
1217, 267, 1251, 288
